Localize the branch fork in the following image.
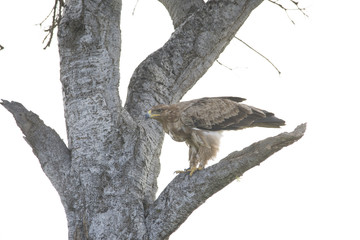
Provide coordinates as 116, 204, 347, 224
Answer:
2, 0, 309, 238
2, 99, 306, 239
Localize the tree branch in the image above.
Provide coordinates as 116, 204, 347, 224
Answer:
125, 0, 264, 120
146, 123, 306, 239
158, 0, 205, 28
1, 100, 71, 194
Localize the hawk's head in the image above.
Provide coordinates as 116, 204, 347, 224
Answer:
145, 104, 178, 122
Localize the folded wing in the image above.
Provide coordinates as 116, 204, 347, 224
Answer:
180, 97, 285, 131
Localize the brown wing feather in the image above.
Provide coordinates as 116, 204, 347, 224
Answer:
180, 98, 248, 130
180, 97, 284, 131
211, 96, 246, 102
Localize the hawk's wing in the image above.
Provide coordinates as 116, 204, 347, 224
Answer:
180, 97, 281, 131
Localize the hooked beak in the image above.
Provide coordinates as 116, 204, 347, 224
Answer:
145, 110, 160, 120
145, 110, 152, 120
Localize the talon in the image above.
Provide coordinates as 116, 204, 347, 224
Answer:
188, 167, 197, 176
175, 167, 204, 176
174, 168, 190, 174
189, 166, 203, 176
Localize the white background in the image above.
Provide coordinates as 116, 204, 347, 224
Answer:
1, 0, 359, 239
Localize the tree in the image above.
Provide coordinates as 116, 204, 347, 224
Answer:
1, 0, 306, 239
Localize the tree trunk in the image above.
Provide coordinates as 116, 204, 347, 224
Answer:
57, 0, 154, 238
2, 0, 307, 239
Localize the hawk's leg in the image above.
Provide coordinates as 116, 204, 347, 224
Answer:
174, 145, 202, 176
188, 145, 201, 175
197, 145, 214, 170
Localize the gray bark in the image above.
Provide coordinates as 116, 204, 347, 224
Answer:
158, 0, 205, 28
1, 0, 307, 239
125, 0, 265, 118
0, 100, 70, 199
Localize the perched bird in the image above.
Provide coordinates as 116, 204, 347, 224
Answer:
145, 97, 285, 176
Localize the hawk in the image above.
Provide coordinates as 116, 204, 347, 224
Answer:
145, 97, 285, 176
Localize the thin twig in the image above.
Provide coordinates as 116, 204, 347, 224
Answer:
235, 36, 281, 75
216, 60, 233, 71
132, 0, 140, 15
39, 0, 65, 49
289, 0, 308, 17
268, 0, 308, 24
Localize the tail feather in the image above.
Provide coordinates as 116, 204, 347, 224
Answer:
251, 111, 285, 128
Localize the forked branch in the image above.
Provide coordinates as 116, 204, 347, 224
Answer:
125, 0, 264, 119
146, 123, 306, 239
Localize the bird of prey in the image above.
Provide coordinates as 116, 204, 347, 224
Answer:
145, 97, 285, 176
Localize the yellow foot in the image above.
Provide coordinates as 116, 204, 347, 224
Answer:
174, 169, 188, 174
174, 167, 203, 176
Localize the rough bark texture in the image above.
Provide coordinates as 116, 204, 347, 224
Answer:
158, 0, 205, 28
1, 0, 307, 239
125, 0, 265, 118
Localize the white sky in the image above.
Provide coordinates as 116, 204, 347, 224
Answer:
1, 0, 360, 239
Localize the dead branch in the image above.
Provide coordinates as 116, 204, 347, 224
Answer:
39, 0, 65, 49
1, 100, 71, 194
